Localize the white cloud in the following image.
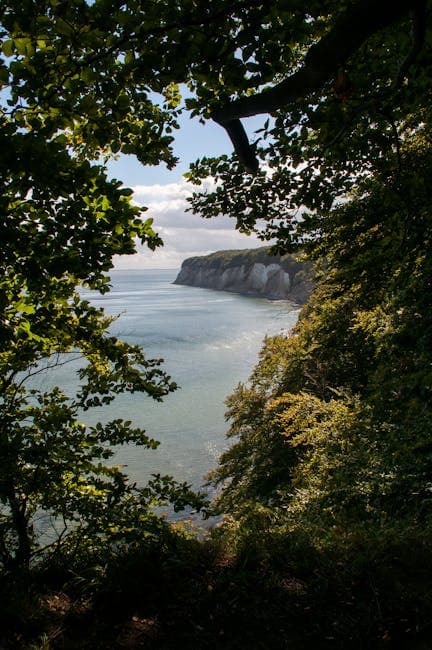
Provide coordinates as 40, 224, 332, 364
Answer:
132, 182, 192, 200
114, 177, 262, 269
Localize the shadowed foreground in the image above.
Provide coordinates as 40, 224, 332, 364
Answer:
2, 529, 432, 649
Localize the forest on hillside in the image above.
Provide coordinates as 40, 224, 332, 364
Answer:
1, 1, 432, 647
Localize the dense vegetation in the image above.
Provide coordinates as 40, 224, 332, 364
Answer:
1, 0, 432, 647
175, 246, 304, 271
210, 134, 432, 550
0, 0, 207, 579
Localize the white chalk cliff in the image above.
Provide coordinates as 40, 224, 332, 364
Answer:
174, 248, 313, 303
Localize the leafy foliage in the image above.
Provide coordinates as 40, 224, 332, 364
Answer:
0, 1, 211, 570
208, 125, 432, 553
187, 2, 432, 247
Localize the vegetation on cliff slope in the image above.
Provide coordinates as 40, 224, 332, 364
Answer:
176, 246, 305, 272
210, 132, 432, 545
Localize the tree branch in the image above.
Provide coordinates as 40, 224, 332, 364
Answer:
212, 0, 422, 171
223, 119, 260, 173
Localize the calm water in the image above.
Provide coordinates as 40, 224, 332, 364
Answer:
36, 269, 299, 502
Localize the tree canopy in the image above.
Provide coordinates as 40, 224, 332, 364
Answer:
0, 0, 208, 569
187, 0, 431, 247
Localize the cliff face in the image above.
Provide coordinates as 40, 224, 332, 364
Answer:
173, 248, 314, 303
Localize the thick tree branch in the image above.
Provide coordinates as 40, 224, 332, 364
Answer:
223, 119, 260, 173
212, 0, 422, 171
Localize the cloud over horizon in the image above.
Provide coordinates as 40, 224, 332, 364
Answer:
114, 177, 262, 269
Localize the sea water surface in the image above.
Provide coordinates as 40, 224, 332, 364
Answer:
38, 269, 300, 502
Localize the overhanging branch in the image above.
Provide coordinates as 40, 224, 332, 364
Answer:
212, 0, 423, 172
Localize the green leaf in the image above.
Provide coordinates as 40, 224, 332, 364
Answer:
0, 68, 9, 85
55, 17, 74, 36
2, 39, 14, 57
14, 38, 34, 57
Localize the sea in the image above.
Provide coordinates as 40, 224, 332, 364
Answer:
35, 269, 300, 517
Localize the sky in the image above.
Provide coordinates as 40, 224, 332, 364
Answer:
108, 111, 267, 270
